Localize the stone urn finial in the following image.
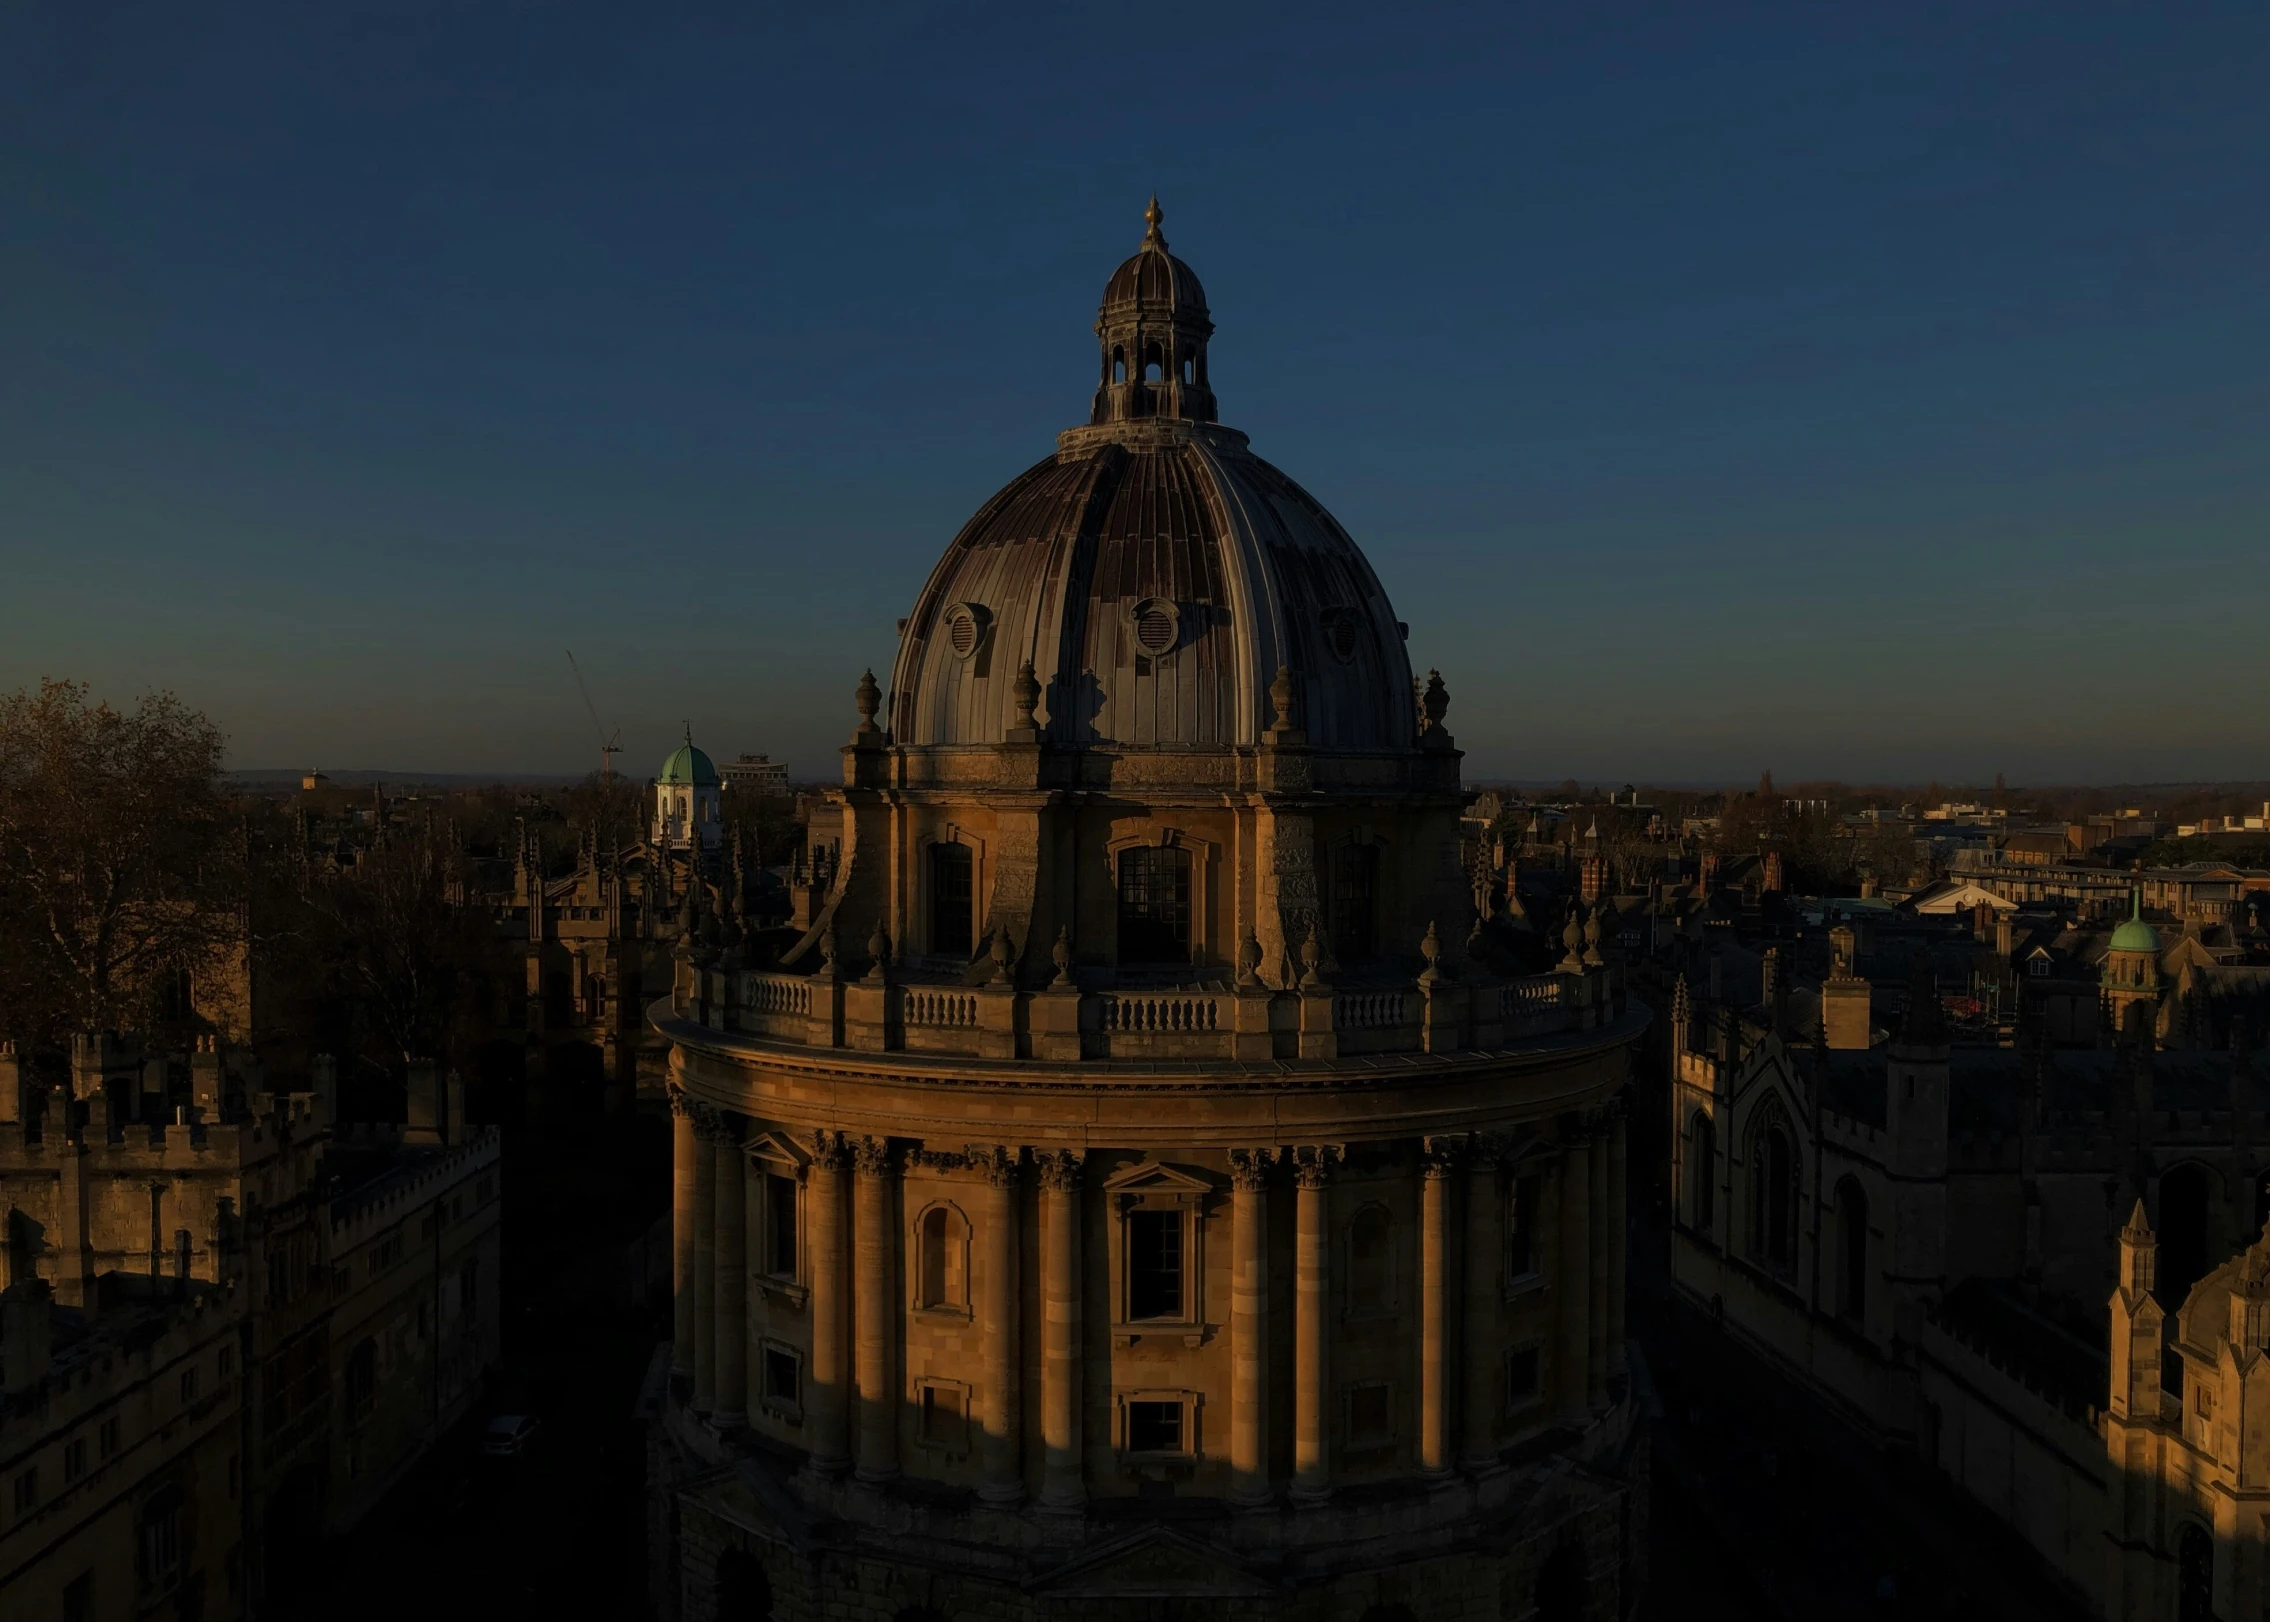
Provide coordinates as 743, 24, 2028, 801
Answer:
1421, 919, 1442, 973
1236, 926, 1263, 989
1009, 659, 1042, 738
818, 921, 839, 975
1419, 669, 1451, 742
1299, 917, 1325, 989
1050, 925, 1073, 987
853, 669, 883, 739
1266, 665, 1303, 744
866, 920, 892, 982
990, 925, 1016, 984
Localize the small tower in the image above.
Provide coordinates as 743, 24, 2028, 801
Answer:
2108, 1199, 2164, 1421
654, 727, 723, 857
1090, 198, 1217, 427
2101, 886, 2162, 1045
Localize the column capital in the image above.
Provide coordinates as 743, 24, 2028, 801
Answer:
808, 1129, 849, 1172
693, 1105, 738, 1145
1035, 1149, 1085, 1193
1228, 1146, 1277, 1190
1466, 1130, 1508, 1169
1292, 1144, 1343, 1189
1421, 1135, 1466, 1177
667, 1083, 695, 1120
850, 1134, 896, 1177
970, 1145, 1025, 1188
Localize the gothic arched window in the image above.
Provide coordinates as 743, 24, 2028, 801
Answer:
1749, 1112, 1797, 1274
1688, 1112, 1716, 1234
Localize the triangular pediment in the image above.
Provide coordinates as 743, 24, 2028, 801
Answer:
1728, 1040, 1809, 1130
1032, 1526, 1280, 1598
1101, 1159, 1218, 1197
740, 1128, 811, 1169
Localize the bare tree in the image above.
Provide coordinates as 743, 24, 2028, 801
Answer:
0, 680, 234, 1044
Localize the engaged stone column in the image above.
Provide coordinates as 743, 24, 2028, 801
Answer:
977, 1147, 1023, 1505
1038, 1150, 1086, 1510
692, 1106, 720, 1412
1461, 1135, 1504, 1471
1293, 1145, 1337, 1503
806, 1133, 851, 1471
669, 1087, 698, 1377
713, 1122, 748, 1426
1558, 1122, 1592, 1420
1420, 1138, 1456, 1475
1607, 1102, 1629, 1380
1588, 1110, 1610, 1407
852, 1135, 900, 1481
1228, 1148, 1273, 1506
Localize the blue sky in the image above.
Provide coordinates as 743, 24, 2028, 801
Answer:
3, 2, 2265, 784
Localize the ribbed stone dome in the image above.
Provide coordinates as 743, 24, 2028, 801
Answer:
886, 204, 1414, 753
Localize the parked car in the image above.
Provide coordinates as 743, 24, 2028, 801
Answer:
482, 1414, 540, 1457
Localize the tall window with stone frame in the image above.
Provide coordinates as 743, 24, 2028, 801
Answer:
1504, 1173, 1541, 1280
1117, 845, 1191, 964
1127, 1208, 1183, 1320
764, 1172, 800, 1279
1329, 843, 1379, 963
1687, 1113, 1716, 1234
930, 842, 974, 959
1750, 1116, 1798, 1274
138, 1485, 183, 1597
914, 1204, 969, 1312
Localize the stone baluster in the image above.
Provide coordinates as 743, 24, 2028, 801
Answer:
1420, 1137, 1458, 1475
1037, 1150, 1086, 1510
1607, 1101, 1628, 1380
977, 1147, 1024, 1505
691, 1104, 720, 1412
806, 1133, 851, 1471
1461, 1133, 1504, 1471
1293, 1145, 1339, 1503
669, 1086, 697, 1377
1228, 1147, 1274, 1506
1558, 1119, 1593, 1420
713, 1115, 748, 1426
852, 1135, 900, 1481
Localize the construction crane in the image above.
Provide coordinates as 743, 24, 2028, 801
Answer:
565, 650, 622, 782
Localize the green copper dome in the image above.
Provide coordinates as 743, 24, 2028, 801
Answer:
2109, 890, 2158, 954
659, 735, 719, 788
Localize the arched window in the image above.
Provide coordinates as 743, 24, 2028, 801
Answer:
1348, 1205, 1392, 1315
1835, 1178, 1868, 1323
1181, 354, 1194, 384
1117, 845, 1191, 963
1688, 1112, 1716, 1233
2177, 1522, 2213, 1622
1111, 345, 1126, 383
1329, 843, 1378, 962
930, 842, 974, 958
716, 1547, 771, 1618
1749, 1112, 1797, 1273
914, 1204, 969, 1312
1143, 341, 1163, 382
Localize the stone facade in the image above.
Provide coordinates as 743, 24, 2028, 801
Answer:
648, 205, 1649, 1621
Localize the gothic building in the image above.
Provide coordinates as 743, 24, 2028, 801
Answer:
645, 205, 1649, 1621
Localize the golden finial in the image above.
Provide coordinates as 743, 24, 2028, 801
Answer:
1142, 194, 1165, 247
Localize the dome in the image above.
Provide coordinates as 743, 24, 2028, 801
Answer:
659, 738, 719, 787
2110, 890, 2158, 954
887, 204, 1414, 753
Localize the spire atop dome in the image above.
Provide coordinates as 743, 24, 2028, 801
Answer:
1143, 194, 1166, 248
1092, 200, 1216, 428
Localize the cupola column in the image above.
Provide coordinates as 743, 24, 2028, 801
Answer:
1228, 1148, 1273, 1506
1420, 1139, 1456, 1474
1461, 1136, 1504, 1471
1558, 1121, 1593, 1420
1038, 1151, 1087, 1509
806, 1135, 852, 1470
852, 1136, 900, 1481
976, 1148, 1023, 1505
713, 1123, 748, 1426
1293, 1146, 1338, 1502
669, 1087, 698, 1377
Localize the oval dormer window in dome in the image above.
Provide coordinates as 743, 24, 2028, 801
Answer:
1130, 598, 1180, 656
944, 603, 992, 659
1320, 606, 1362, 664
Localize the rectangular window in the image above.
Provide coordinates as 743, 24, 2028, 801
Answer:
218, 1345, 233, 1379
1127, 1209, 1183, 1320
138, 1491, 181, 1593
180, 1369, 197, 1404
1127, 1399, 1182, 1454
767, 1174, 799, 1277
99, 1418, 119, 1460
762, 1345, 801, 1414
1346, 1382, 1392, 1446
1329, 844, 1378, 962
1116, 846, 1192, 963
930, 842, 974, 957
1507, 1346, 1542, 1409
12, 1467, 36, 1514
918, 1383, 968, 1451
1505, 1175, 1540, 1280
64, 1438, 87, 1482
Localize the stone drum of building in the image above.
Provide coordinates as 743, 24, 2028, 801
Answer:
648, 202, 1649, 1622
